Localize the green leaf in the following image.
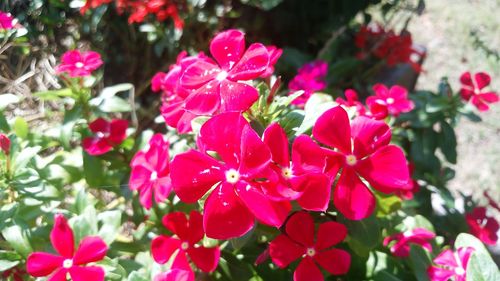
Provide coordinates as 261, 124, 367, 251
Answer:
13, 117, 29, 139
33, 88, 75, 101
409, 245, 432, 281
439, 121, 457, 164
90, 83, 134, 112
454, 233, 499, 281
128, 271, 149, 281
12, 146, 41, 172
1, 224, 33, 257
240, 0, 284, 10
71, 205, 98, 243
0, 250, 22, 271
83, 152, 105, 188
296, 93, 335, 135
98, 210, 122, 245
340, 214, 381, 257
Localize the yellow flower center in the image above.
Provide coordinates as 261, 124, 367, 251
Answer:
225, 169, 240, 184
345, 155, 357, 166
306, 247, 316, 257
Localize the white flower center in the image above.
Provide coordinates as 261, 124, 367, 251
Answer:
282, 167, 292, 179
345, 155, 357, 166
386, 97, 395, 104
216, 71, 228, 81
150, 171, 158, 181
306, 247, 316, 257
63, 259, 73, 269
403, 230, 413, 238
455, 267, 465, 276
225, 169, 240, 184
75, 62, 84, 68
181, 242, 189, 250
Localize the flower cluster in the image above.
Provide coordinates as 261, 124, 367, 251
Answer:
465, 207, 499, 245
288, 60, 328, 106
83, 118, 128, 156
383, 228, 435, 257
355, 23, 423, 71
0, 11, 14, 30
56, 50, 103, 78
459, 71, 499, 111
428, 247, 473, 281
81, 0, 184, 29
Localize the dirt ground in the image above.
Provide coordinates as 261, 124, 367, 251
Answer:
407, 0, 500, 203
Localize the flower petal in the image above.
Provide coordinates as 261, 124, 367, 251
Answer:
263, 122, 290, 167
313, 106, 352, 154
294, 258, 324, 281
314, 248, 351, 275
433, 249, 458, 267
154, 269, 194, 281
239, 125, 272, 178
47, 269, 68, 281
203, 182, 254, 239
187, 246, 220, 272
285, 211, 315, 247
82, 137, 112, 156
236, 181, 290, 227
291, 135, 328, 174
295, 174, 332, 212
459, 72, 473, 87
184, 80, 221, 115
162, 212, 189, 240
210, 29, 246, 70
26, 252, 63, 277
187, 210, 205, 245
315, 221, 348, 251
228, 43, 269, 80
427, 266, 455, 281
180, 59, 220, 89
151, 236, 181, 264
73, 236, 107, 265
88, 118, 109, 134
219, 80, 259, 113
69, 266, 105, 281
474, 72, 491, 89
108, 119, 128, 145
350, 116, 391, 158
170, 149, 224, 203
269, 234, 304, 268
356, 145, 410, 193
50, 214, 74, 258
333, 168, 375, 220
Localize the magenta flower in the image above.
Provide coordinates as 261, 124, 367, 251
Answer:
366, 84, 414, 119
56, 50, 103, 77
151, 211, 220, 277
154, 269, 194, 281
269, 212, 351, 281
310, 106, 410, 220
428, 247, 474, 281
262, 122, 331, 211
459, 71, 499, 111
179, 29, 270, 115
129, 134, 172, 209
465, 207, 499, 245
383, 228, 435, 257
0, 133, 10, 155
335, 89, 367, 116
0, 11, 14, 30
260, 45, 283, 78
82, 118, 128, 156
27, 214, 108, 281
289, 60, 328, 106
170, 112, 291, 239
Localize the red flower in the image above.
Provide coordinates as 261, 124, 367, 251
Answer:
129, 134, 172, 209
269, 212, 351, 281
262, 122, 331, 211
56, 50, 103, 77
151, 211, 220, 277
0, 133, 10, 155
82, 118, 128, 156
154, 269, 194, 281
170, 112, 290, 239
80, 0, 113, 14
366, 84, 414, 119
395, 162, 420, 200
427, 247, 473, 281
1, 267, 26, 281
0, 11, 14, 30
289, 60, 328, 106
310, 106, 411, 220
26, 214, 108, 281
335, 89, 367, 116
459, 72, 499, 111
465, 207, 499, 245
383, 228, 435, 257
179, 29, 270, 115
260, 45, 283, 78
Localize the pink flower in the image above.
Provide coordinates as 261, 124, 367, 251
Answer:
260, 45, 282, 77
335, 89, 367, 116
170, 112, 291, 239
152, 51, 209, 133
129, 134, 172, 209
459, 72, 499, 111
151, 211, 220, 277
26, 214, 108, 281
383, 228, 435, 257
56, 50, 103, 77
262, 122, 332, 211
0, 133, 10, 155
289, 61, 328, 106
366, 84, 414, 119
154, 269, 194, 281
0, 11, 14, 30
395, 162, 420, 200
269, 212, 351, 281
428, 247, 474, 281
179, 29, 270, 115
82, 118, 128, 156
465, 207, 499, 245
310, 106, 411, 220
